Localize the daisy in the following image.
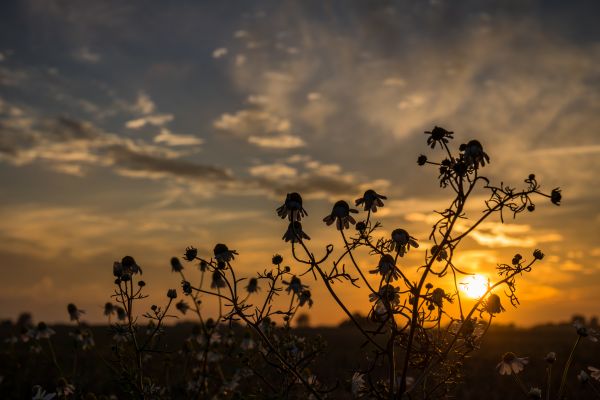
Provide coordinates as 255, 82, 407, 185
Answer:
67, 303, 84, 321
32, 386, 56, 400
369, 254, 401, 282
282, 221, 311, 243
276, 192, 308, 221
323, 200, 358, 231
369, 285, 401, 310
497, 352, 528, 375
351, 372, 366, 398
484, 294, 505, 314
298, 290, 313, 307
355, 189, 387, 212
460, 139, 490, 169
588, 366, 600, 381
390, 229, 419, 256
424, 126, 454, 149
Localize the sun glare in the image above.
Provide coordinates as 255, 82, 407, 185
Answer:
460, 275, 489, 299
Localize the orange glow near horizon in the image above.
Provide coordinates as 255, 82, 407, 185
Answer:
460, 275, 489, 299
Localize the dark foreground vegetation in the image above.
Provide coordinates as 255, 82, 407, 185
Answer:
1, 319, 598, 399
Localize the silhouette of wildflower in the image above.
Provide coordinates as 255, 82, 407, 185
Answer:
574, 321, 599, 342
240, 332, 255, 351
113, 261, 123, 278
34, 322, 55, 340
417, 154, 428, 166
369, 254, 401, 282
67, 303, 84, 321
121, 255, 142, 275
211, 270, 226, 289
323, 200, 358, 230
167, 289, 177, 299
355, 189, 387, 212
390, 228, 419, 256
282, 221, 311, 243
284, 276, 306, 295
497, 352, 528, 375
104, 303, 115, 317
276, 192, 308, 221
551, 188, 562, 205
484, 294, 505, 314
184, 246, 198, 262
512, 254, 523, 265
424, 126, 454, 149
431, 245, 448, 261
430, 288, 452, 308
369, 285, 401, 309
213, 243, 237, 262
116, 307, 126, 321
199, 259, 209, 271
246, 277, 259, 294
460, 139, 490, 168
176, 300, 189, 314
171, 257, 184, 272
298, 290, 313, 307
272, 254, 283, 265
533, 249, 544, 260
182, 280, 192, 295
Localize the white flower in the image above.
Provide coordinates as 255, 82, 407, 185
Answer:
497, 352, 528, 375
351, 372, 366, 397
32, 386, 56, 400
588, 366, 600, 381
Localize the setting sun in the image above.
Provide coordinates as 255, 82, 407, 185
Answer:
460, 275, 489, 299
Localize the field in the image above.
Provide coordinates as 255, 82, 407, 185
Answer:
1, 320, 598, 399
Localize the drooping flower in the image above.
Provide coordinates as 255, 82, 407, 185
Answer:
121, 255, 142, 275
246, 277, 260, 294
390, 229, 419, 256
355, 189, 387, 212
176, 300, 189, 315
417, 155, 428, 166
276, 192, 308, 221
171, 257, 184, 272
323, 200, 358, 231
369, 254, 401, 282
431, 245, 448, 261
497, 352, 528, 375
213, 243, 238, 263
484, 294, 505, 314
211, 270, 226, 289
166, 289, 177, 299
282, 221, 311, 243
551, 188, 562, 205
298, 290, 313, 307
34, 322, 55, 340
430, 288, 452, 308
574, 321, 599, 342
368, 285, 401, 310
32, 385, 56, 400
284, 276, 306, 295
424, 126, 454, 149
588, 366, 600, 381
460, 139, 490, 168
351, 372, 366, 398
67, 303, 84, 321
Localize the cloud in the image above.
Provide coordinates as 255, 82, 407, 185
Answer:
125, 113, 174, 129
212, 47, 228, 59
133, 92, 156, 114
247, 134, 305, 149
73, 47, 101, 63
154, 129, 204, 146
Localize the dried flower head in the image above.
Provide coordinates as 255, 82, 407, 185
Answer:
167, 289, 177, 299
544, 352, 556, 364
67, 303, 84, 321
176, 300, 189, 314
298, 290, 313, 308
121, 255, 142, 275
272, 254, 283, 265
211, 270, 226, 289
104, 302, 115, 317
284, 276, 306, 295
369, 254, 401, 282
417, 154, 428, 166
184, 246, 198, 262
246, 277, 259, 294
551, 188, 562, 205
533, 249, 544, 260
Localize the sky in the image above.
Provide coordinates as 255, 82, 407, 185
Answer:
0, 0, 598, 327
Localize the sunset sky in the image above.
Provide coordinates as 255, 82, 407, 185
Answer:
0, 0, 598, 327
